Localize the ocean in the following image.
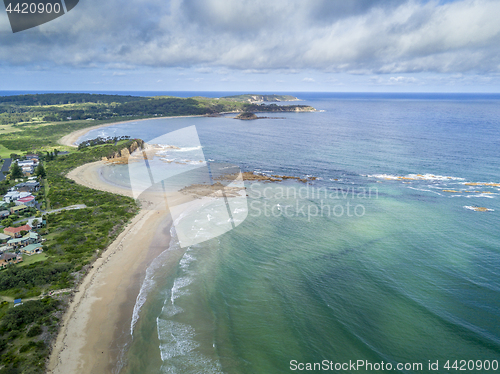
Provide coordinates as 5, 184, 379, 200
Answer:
77, 93, 500, 373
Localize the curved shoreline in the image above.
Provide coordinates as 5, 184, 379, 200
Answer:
58, 115, 206, 148
47, 161, 172, 373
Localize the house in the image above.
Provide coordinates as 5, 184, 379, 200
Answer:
10, 205, 28, 215
17, 160, 36, 168
13, 299, 23, 307
17, 160, 37, 176
4, 190, 20, 202
7, 231, 40, 248
21, 165, 34, 176
0, 233, 11, 244
15, 181, 40, 193
15, 196, 36, 207
0, 210, 10, 218
25, 154, 39, 161
0, 253, 23, 268
6, 237, 24, 248
7, 232, 39, 249
22, 243, 43, 255
27, 218, 44, 229
3, 224, 31, 238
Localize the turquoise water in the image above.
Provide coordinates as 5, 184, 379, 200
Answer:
80, 94, 500, 373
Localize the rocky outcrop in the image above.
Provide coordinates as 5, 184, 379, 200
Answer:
235, 112, 259, 120
103, 139, 145, 164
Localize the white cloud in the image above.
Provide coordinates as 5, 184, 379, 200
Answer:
1, 0, 500, 77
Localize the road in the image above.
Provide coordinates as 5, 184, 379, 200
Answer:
4, 204, 88, 226
44, 204, 87, 214
0, 158, 12, 182
0, 288, 73, 304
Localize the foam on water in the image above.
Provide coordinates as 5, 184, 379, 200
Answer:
156, 244, 223, 374
366, 173, 464, 181
130, 226, 180, 336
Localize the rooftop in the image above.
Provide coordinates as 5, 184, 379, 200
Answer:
23, 243, 43, 253
4, 225, 31, 234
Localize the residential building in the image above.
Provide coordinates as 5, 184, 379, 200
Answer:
17, 160, 36, 168
22, 243, 43, 255
10, 205, 28, 215
15, 196, 36, 207
15, 181, 40, 193
3, 224, 31, 238
25, 154, 39, 161
0, 210, 9, 218
27, 218, 45, 229
17, 160, 37, 176
0, 253, 23, 268
0, 233, 10, 244
21, 165, 34, 176
4, 190, 20, 202
7, 232, 39, 249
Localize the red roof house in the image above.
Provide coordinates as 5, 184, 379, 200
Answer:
16, 196, 36, 207
3, 225, 32, 238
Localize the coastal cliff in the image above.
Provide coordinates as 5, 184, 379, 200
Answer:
102, 139, 145, 163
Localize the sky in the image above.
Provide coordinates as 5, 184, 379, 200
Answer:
1, 0, 500, 92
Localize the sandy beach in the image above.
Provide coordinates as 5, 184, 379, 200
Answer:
58, 115, 206, 148
47, 160, 173, 373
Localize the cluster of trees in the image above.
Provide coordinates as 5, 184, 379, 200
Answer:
8, 161, 45, 179
0, 93, 145, 106
0, 298, 60, 373
78, 135, 131, 149
0, 93, 314, 127
0, 264, 72, 291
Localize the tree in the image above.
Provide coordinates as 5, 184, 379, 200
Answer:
1, 218, 13, 227
9, 163, 23, 179
35, 163, 46, 179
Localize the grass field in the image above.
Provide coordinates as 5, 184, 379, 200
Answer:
0, 144, 21, 158
18, 253, 48, 267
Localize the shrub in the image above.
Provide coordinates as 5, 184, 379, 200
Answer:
26, 325, 42, 338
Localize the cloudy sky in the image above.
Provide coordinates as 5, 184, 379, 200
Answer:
1, 0, 500, 92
